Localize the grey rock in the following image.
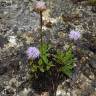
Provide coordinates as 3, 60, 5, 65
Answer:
91, 6, 96, 13
0, 35, 8, 48
0, 65, 7, 75
0, 0, 96, 96
90, 56, 96, 69
18, 88, 31, 96
9, 78, 19, 88
5, 86, 15, 95
12, 25, 18, 33
0, 85, 4, 92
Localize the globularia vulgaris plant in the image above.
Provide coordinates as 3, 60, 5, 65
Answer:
25, 1, 83, 95
26, 0, 78, 78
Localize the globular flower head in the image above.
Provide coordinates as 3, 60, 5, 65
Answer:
34, 1, 47, 12
26, 47, 40, 60
69, 30, 81, 40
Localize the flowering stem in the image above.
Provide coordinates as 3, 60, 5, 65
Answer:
40, 11, 43, 45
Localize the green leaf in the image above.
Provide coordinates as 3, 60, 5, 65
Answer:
31, 64, 38, 72
29, 60, 33, 65
59, 66, 73, 77
46, 62, 54, 70
39, 66, 44, 72
42, 56, 48, 64
38, 59, 43, 65
55, 47, 75, 77
63, 69, 72, 76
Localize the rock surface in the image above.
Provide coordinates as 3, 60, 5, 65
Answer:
0, 0, 96, 96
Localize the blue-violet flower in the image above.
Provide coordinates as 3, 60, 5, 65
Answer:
26, 47, 40, 59
69, 30, 81, 40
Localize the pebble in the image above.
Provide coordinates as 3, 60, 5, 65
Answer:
9, 78, 18, 88
19, 88, 31, 96
8, 36, 17, 46
66, 92, 70, 96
